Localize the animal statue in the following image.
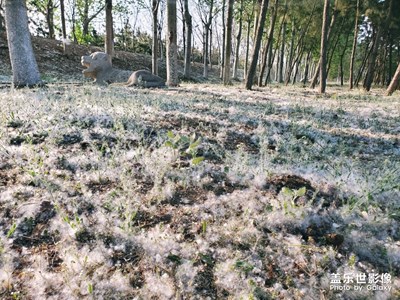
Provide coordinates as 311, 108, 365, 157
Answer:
81, 52, 165, 88
126, 70, 165, 88
81, 52, 132, 85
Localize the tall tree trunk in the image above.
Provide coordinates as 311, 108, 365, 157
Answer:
252, 0, 260, 41
179, 0, 185, 54
355, 41, 372, 87
285, 2, 316, 85
387, 37, 393, 85
245, 0, 269, 90
363, 27, 382, 91
5, 0, 41, 87
290, 42, 306, 85
363, 0, 393, 91
302, 51, 311, 85
309, 60, 315, 81
83, 0, 90, 36
203, 25, 209, 77
278, 19, 286, 83
259, 0, 278, 86
309, 62, 321, 88
203, 0, 214, 78
105, 0, 113, 58
284, 20, 296, 84
266, 6, 287, 85
83, 1, 105, 38
319, 0, 330, 93
244, 0, 257, 79
220, 0, 226, 78
46, 0, 55, 39
310, 4, 338, 89
338, 32, 350, 86
286, 32, 300, 85
183, 0, 192, 78
158, 16, 164, 60
60, 0, 67, 53
71, 0, 77, 42
349, 0, 359, 89
244, 11, 251, 78
166, 0, 178, 86
326, 19, 345, 76
292, 48, 304, 84
152, 0, 160, 75
233, 0, 244, 80
0, 1, 4, 32
223, 0, 234, 85
264, 37, 275, 85
386, 63, 400, 96
209, 24, 213, 70
378, 41, 387, 85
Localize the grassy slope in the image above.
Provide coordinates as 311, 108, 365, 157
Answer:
0, 82, 399, 299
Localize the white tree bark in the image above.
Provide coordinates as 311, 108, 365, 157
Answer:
166, 0, 178, 86
5, 0, 41, 87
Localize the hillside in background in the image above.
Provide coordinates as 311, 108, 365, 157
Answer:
0, 34, 211, 82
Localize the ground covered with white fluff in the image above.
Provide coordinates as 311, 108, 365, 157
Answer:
0, 83, 399, 299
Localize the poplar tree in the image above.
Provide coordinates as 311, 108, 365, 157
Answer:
5, 0, 42, 88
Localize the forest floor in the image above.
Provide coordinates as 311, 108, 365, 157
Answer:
0, 37, 400, 299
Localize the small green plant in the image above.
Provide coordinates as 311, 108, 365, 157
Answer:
234, 260, 254, 275
201, 220, 207, 235
276, 186, 309, 216
264, 102, 276, 115
123, 209, 138, 232
281, 186, 306, 206
167, 253, 182, 265
348, 254, 356, 267
62, 214, 82, 230
87, 282, 94, 294
198, 253, 214, 265
7, 222, 17, 238
164, 131, 204, 166
6, 111, 24, 129
11, 291, 21, 300
8, 111, 15, 121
